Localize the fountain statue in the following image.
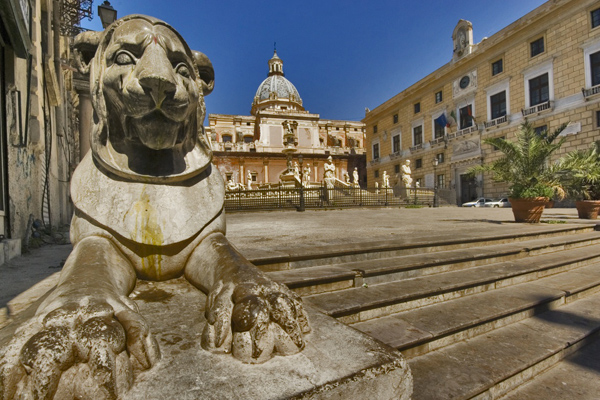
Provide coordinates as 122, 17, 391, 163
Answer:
0, 15, 310, 399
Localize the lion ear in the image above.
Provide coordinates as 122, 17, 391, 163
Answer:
73, 31, 102, 75
192, 51, 214, 96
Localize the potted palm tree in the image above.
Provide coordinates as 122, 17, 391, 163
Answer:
555, 141, 600, 219
468, 122, 567, 223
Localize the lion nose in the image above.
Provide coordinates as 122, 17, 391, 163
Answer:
138, 54, 177, 108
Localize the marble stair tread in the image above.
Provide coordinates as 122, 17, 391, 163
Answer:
246, 225, 593, 268
502, 332, 600, 399
267, 265, 355, 288
409, 293, 600, 400
351, 282, 566, 351
338, 231, 600, 278
306, 244, 600, 318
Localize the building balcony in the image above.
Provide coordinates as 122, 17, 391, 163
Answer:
429, 137, 445, 146
455, 125, 479, 138
522, 100, 553, 117
583, 85, 600, 100
484, 114, 508, 129
389, 151, 402, 160
409, 143, 424, 152
369, 158, 381, 166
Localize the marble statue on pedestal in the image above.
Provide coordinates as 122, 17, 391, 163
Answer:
401, 160, 413, 188
247, 170, 253, 189
0, 15, 310, 400
353, 167, 359, 187
323, 156, 336, 188
382, 171, 390, 188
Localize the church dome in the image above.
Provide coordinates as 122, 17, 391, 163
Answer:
255, 75, 302, 103
251, 50, 304, 115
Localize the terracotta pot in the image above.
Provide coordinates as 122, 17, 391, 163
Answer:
575, 200, 600, 219
508, 197, 548, 223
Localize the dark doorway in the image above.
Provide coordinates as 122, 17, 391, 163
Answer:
460, 174, 477, 205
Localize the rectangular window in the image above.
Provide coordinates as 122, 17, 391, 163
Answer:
434, 121, 445, 139
372, 143, 380, 159
413, 125, 423, 145
373, 125, 378, 134
225, 173, 233, 181
492, 136, 505, 151
394, 164, 400, 173
529, 73, 549, 106
592, 8, 600, 28
530, 37, 544, 57
374, 169, 379, 178
436, 153, 445, 163
222, 134, 232, 142
437, 174, 445, 189
414, 102, 421, 114
415, 158, 422, 169
435, 91, 443, 104
492, 59, 503, 76
459, 105, 473, 129
392, 134, 400, 153
393, 114, 399, 124
534, 125, 548, 136
591, 51, 600, 87
490, 91, 507, 120
597, 110, 600, 128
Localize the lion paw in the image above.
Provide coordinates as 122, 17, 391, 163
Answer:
201, 278, 310, 364
0, 300, 159, 400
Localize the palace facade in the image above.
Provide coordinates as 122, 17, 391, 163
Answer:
364, 0, 600, 205
207, 51, 366, 188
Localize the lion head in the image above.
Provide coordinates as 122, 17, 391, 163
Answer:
74, 15, 215, 182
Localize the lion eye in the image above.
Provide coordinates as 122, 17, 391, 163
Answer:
176, 63, 191, 78
115, 52, 134, 65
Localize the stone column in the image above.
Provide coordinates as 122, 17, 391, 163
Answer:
263, 160, 269, 183
73, 76, 92, 161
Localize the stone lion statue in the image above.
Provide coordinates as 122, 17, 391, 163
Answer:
0, 15, 309, 399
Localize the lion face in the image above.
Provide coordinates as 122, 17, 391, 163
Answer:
75, 15, 215, 182
103, 20, 198, 151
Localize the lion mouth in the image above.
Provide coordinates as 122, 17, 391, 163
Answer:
127, 110, 184, 150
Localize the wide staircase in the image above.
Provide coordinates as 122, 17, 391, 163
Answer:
253, 223, 600, 399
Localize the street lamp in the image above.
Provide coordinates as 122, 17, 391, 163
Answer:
98, 1, 118, 29
298, 154, 305, 212
432, 157, 439, 208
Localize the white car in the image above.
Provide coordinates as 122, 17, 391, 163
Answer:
462, 198, 494, 207
485, 198, 511, 208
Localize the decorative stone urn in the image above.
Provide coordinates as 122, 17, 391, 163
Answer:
575, 200, 600, 219
509, 197, 548, 223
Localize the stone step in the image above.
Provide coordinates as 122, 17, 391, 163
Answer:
268, 231, 600, 294
351, 262, 600, 358
305, 243, 600, 323
251, 224, 595, 272
501, 332, 600, 399
408, 292, 600, 400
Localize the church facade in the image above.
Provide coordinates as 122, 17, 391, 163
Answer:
207, 51, 366, 188
364, 0, 600, 205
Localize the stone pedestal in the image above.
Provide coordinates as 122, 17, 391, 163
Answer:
1, 278, 412, 399
124, 278, 412, 399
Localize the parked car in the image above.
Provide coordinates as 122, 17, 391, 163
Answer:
462, 198, 494, 207
485, 198, 511, 208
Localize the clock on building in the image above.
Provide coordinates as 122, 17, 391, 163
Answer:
459, 75, 470, 89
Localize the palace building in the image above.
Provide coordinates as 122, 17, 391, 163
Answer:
364, 0, 600, 205
207, 51, 366, 188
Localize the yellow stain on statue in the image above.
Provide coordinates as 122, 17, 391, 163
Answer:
128, 188, 164, 278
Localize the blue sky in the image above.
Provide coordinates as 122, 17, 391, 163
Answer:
82, 0, 547, 121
